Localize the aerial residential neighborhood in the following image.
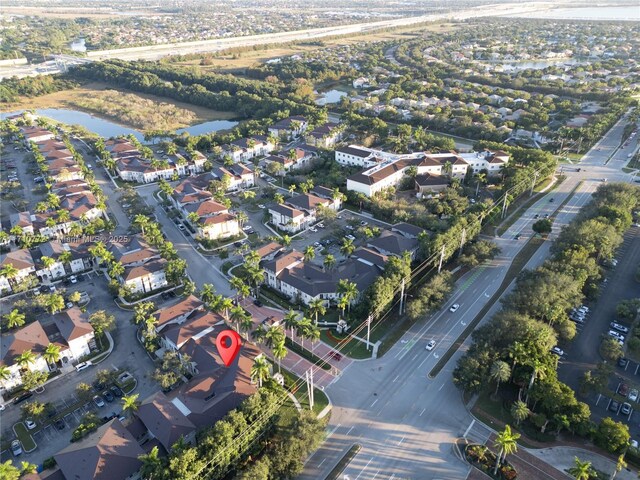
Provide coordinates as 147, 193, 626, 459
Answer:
0, 1, 639, 480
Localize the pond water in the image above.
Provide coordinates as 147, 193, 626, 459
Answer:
316, 89, 348, 106
69, 38, 87, 53
1, 108, 238, 141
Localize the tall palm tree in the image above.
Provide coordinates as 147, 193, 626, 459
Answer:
199, 284, 216, 304
15, 350, 37, 370
4, 309, 26, 329
230, 306, 246, 332
611, 454, 627, 480
323, 254, 336, 272
475, 172, 487, 197
282, 310, 299, 339
306, 323, 321, 352
265, 325, 285, 349
493, 425, 520, 476
296, 317, 313, 350
45, 294, 65, 314
133, 215, 150, 234
43, 344, 61, 370
272, 340, 287, 373
122, 394, 140, 417
567, 457, 594, 480
281, 235, 292, 247
307, 298, 326, 325
245, 250, 261, 267
251, 355, 270, 388
303, 245, 316, 262
251, 324, 267, 345
139, 446, 163, 480
526, 358, 548, 402
337, 279, 358, 313
490, 360, 511, 396
0, 263, 19, 287
510, 400, 530, 426
239, 315, 254, 341
218, 297, 234, 320
0, 365, 11, 381
340, 238, 355, 257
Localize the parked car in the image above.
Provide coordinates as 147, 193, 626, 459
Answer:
69, 275, 78, 284
93, 395, 105, 408
103, 390, 115, 403
11, 440, 22, 456
25, 419, 37, 430
611, 322, 629, 334
54, 418, 66, 430
345, 234, 356, 241
75, 361, 92, 372
629, 389, 639, 402
12, 392, 33, 405
110, 385, 123, 398
618, 383, 630, 397
621, 402, 632, 415
619, 357, 630, 368
609, 400, 620, 413
449, 304, 460, 313
178, 224, 186, 231
328, 350, 343, 361
426, 340, 436, 351
609, 330, 626, 342
551, 346, 564, 356
253, 299, 263, 307
242, 225, 252, 231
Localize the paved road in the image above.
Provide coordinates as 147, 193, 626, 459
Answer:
0, 3, 551, 79
298, 114, 638, 480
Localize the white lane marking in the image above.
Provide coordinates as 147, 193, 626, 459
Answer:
371, 399, 378, 407
420, 408, 426, 416
355, 458, 374, 480
393, 375, 399, 383
397, 436, 405, 446
346, 426, 354, 436
318, 458, 326, 468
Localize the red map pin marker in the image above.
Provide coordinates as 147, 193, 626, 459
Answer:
216, 329, 242, 367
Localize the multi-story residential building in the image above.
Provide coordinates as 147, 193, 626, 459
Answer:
211, 164, 255, 191
110, 236, 160, 267
135, 392, 197, 452
344, 147, 509, 197
262, 247, 386, 306
182, 199, 240, 241
267, 189, 342, 233
20, 126, 55, 144
263, 148, 314, 173
267, 115, 308, 141
222, 135, 275, 163
33, 241, 90, 282
0, 249, 36, 294
335, 145, 382, 168
0, 308, 95, 393
9, 212, 35, 235
305, 122, 343, 148
120, 259, 168, 295
152, 295, 205, 333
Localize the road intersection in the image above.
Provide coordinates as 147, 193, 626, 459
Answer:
298, 114, 638, 479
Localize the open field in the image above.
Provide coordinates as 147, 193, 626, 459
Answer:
168, 22, 458, 72
4, 82, 237, 130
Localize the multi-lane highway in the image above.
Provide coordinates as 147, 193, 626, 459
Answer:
298, 114, 638, 480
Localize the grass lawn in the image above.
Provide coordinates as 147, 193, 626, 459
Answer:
280, 367, 330, 416
320, 329, 372, 359
14, 422, 37, 452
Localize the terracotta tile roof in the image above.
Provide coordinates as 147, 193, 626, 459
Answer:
1, 321, 49, 367
153, 295, 204, 329
137, 392, 196, 452
123, 258, 167, 281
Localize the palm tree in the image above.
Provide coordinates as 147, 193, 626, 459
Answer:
282, 309, 299, 340
272, 340, 287, 373
245, 250, 261, 267
43, 344, 60, 370
493, 425, 520, 476
307, 298, 326, 325
0, 263, 19, 287
288, 184, 297, 195
490, 360, 511, 396
281, 235, 292, 247
218, 297, 233, 320
303, 245, 316, 262
107, 261, 125, 279
568, 457, 594, 480
199, 283, 216, 304
475, 172, 487, 197
526, 358, 548, 402
251, 324, 267, 345
510, 400, 530, 426
239, 315, 254, 340
306, 323, 321, 352
0, 365, 11, 382
265, 325, 285, 349
45, 294, 65, 314
4, 309, 26, 329
57, 210, 70, 223
337, 279, 358, 313
230, 306, 246, 332
187, 212, 200, 226
236, 211, 249, 228
133, 214, 150, 234
122, 394, 140, 417
15, 350, 36, 370
251, 355, 270, 388
244, 265, 265, 298
611, 454, 627, 480
340, 238, 355, 257
296, 317, 313, 350
323, 254, 336, 272
139, 446, 163, 480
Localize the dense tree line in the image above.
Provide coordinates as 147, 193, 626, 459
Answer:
68, 60, 325, 123
0, 75, 80, 103
453, 182, 640, 451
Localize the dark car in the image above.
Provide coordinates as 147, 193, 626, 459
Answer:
54, 419, 65, 430
103, 390, 115, 403
329, 351, 343, 361
92, 380, 106, 392
253, 299, 263, 307
46, 405, 57, 418
12, 392, 33, 405
618, 383, 630, 397
110, 385, 123, 398
234, 241, 243, 248
619, 357, 630, 368
609, 400, 620, 413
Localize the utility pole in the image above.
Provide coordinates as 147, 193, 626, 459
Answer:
501, 194, 508, 219
459, 228, 466, 255
306, 369, 314, 410
438, 244, 446, 273
398, 279, 405, 316
366, 314, 372, 349
530, 172, 538, 196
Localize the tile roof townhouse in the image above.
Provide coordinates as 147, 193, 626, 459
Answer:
268, 190, 342, 233
211, 164, 255, 191
0, 248, 36, 294
119, 258, 168, 295
305, 122, 344, 148
0, 307, 95, 393
33, 240, 93, 282
263, 147, 315, 173
262, 247, 387, 306
222, 135, 275, 163
20, 126, 55, 144
267, 115, 308, 141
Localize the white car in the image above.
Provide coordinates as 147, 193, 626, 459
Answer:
309, 227, 318, 232
551, 346, 564, 356
242, 225, 252, 231
449, 304, 460, 313
631, 439, 639, 449
25, 419, 37, 430
426, 340, 436, 351
75, 361, 93, 372
345, 234, 356, 241
258, 204, 266, 209
629, 389, 639, 402
611, 322, 629, 334
69, 275, 78, 284
608, 330, 626, 342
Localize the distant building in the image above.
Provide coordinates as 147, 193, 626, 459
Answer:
268, 190, 341, 233
267, 115, 308, 141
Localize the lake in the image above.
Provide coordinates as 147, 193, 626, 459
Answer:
509, 6, 640, 21
1, 108, 239, 141
69, 39, 87, 53
316, 89, 348, 106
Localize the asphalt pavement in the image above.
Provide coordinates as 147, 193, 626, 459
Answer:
298, 113, 638, 479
